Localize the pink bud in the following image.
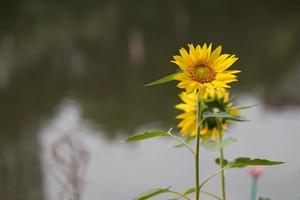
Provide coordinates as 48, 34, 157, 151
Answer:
248, 166, 264, 178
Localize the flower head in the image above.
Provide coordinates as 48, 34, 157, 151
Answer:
172, 43, 240, 95
248, 166, 264, 178
175, 91, 240, 140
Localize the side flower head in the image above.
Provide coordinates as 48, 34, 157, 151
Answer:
175, 90, 240, 140
248, 166, 264, 178
172, 43, 240, 96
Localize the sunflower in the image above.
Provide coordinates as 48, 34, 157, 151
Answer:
175, 91, 240, 140
172, 43, 240, 95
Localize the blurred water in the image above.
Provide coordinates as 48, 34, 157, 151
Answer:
38, 97, 300, 200
0, 0, 300, 199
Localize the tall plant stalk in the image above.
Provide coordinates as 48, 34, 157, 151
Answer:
195, 90, 202, 200
217, 122, 226, 200
250, 177, 258, 200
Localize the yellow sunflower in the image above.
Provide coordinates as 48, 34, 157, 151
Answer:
175, 91, 240, 140
172, 43, 240, 95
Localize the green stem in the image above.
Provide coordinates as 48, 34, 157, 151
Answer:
168, 190, 191, 200
166, 131, 195, 155
217, 123, 226, 200
195, 90, 202, 200
200, 191, 223, 200
219, 148, 226, 200
199, 166, 229, 189
195, 126, 201, 200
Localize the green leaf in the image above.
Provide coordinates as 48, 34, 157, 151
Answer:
201, 137, 237, 151
201, 140, 217, 151
229, 157, 284, 168
219, 137, 237, 148
134, 187, 170, 200
173, 135, 194, 148
183, 187, 196, 195
125, 131, 168, 142
231, 104, 258, 110
145, 73, 177, 86
202, 111, 249, 122
215, 158, 229, 166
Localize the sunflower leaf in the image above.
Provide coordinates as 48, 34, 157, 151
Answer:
134, 187, 171, 200
228, 157, 284, 168
125, 131, 168, 142
215, 158, 229, 166
201, 137, 237, 151
200, 140, 218, 151
183, 187, 196, 195
145, 73, 177, 86
202, 111, 249, 122
231, 104, 258, 110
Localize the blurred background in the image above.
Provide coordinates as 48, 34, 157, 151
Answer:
0, 0, 300, 199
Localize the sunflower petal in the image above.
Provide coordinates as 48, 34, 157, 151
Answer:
215, 56, 239, 72
208, 45, 222, 64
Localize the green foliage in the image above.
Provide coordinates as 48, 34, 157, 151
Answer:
231, 104, 258, 110
166, 187, 196, 200
229, 157, 284, 168
215, 157, 283, 168
145, 73, 177, 86
215, 158, 229, 166
201, 137, 237, 151
183, 187, 196, 195
125, 131, 168, 142
202, 111, 248, 122
134, 187, 171, 200
258, 197, 271, 200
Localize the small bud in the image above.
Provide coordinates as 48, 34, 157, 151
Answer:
248, 166, 264, 178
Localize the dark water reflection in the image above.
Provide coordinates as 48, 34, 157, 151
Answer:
0, 0, 300, 199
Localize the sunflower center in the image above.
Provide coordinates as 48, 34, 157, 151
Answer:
192, 66, 216, 83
